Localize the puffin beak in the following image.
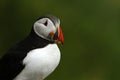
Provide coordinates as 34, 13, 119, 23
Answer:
54, 27, 64, 44
49, 27, 64, 44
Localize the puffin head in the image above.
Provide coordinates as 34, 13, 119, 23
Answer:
33, 15, 64, 44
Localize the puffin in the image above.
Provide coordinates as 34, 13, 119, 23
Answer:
0, 15, 64, 80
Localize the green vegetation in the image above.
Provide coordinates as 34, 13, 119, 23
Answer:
0, 0, 120, 80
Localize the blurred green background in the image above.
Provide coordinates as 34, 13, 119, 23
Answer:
0, 0, 120, 80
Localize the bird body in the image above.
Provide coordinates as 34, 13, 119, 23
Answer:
0, 15, 64, 80
14, 44, 60, 80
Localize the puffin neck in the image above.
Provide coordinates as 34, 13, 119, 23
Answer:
28, 28, 54, 48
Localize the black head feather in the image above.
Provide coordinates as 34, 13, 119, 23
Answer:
37, 15, 60, 26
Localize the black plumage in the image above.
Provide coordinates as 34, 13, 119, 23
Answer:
0, 15, 61, 80
0, 28, 53, 80
37, 15, 60, 26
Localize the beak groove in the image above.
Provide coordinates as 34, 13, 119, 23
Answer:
53, 28, 58, 40
57, 27, 64, 44
49, 27, 64, 44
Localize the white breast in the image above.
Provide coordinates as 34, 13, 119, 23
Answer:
14, 44, 60, 80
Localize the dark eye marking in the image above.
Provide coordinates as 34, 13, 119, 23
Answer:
44, 20, 48, 26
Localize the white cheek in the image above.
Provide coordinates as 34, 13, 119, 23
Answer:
33, 19, 56, 40
47, 20, 56, 33
34, 22, 48, 38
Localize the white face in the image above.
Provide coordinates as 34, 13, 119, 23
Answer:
34, 18, 58, 40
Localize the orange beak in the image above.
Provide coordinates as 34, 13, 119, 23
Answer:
49, 27, 64, 44
57, 27, 64, 44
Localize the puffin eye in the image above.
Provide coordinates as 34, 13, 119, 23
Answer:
43, 20, 48, 26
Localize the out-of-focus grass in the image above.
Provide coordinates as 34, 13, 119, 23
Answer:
0, 0, 120, 80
